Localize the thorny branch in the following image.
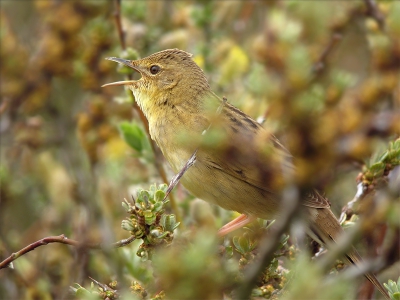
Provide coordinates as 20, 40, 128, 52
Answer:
0, 234, 136, 270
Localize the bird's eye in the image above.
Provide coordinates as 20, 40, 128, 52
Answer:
150, 65, 160, 75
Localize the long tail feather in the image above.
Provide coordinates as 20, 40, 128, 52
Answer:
308, 207, 390, 300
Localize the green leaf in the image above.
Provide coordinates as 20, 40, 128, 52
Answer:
71, 284, 92, 297
144, 210, 156, 225
384, 278, 400, 300
233, 235, 254, 255
161, 214, 180, 232
154, 190, 165, 202
225, 245, 233, 258
153, 201, 164, 213
137, 190, 150, 206
158, 183, 168, 192
369, 162, 385, 176
122, 201, 129, 212
119, 121, 146, 153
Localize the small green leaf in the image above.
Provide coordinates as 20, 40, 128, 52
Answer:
239, 236, 250, 252
154, 190, 165, 202
122, 201, 129, 212
153, 201, 164, 213
384, 278, 400, 300
233, 235, 254, 255
119, 121, 146, 152
71, 284, 91, 297
369, 162, 385, 177
144, 210, 156, 225
137, 190, 150, 207
158, 183, 168, 192
150, 183, 157, 193
161, 214, 180, 232
225, 245, 233, 258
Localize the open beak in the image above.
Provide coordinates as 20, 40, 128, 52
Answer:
102, 57, 140, 87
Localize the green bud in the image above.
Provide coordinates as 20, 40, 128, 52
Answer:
144, 210, 156, 225
121, 219, 135, 232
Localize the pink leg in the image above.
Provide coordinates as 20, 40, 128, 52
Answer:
218, 214, 257, 237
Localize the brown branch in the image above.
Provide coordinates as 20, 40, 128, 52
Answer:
113, 0, 126, 51
0, 234, 136, 269
312, 33, 343, 75
163, 150, 197, 202
110, 235, 136, 248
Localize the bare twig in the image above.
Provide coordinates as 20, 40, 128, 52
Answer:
339, 182, 366, 224
312, 33, 343, 74
113, 0, 126, 51
163, 150, 197, 202
110, 235, 136, 248
340, 143, 399, 224
0, 234, 136, 269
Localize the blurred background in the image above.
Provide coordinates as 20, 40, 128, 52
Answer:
0, 1, 399, 299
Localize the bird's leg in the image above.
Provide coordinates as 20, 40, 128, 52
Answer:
218, 214, 257, 237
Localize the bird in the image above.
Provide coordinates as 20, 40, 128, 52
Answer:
102, 48, 389, 299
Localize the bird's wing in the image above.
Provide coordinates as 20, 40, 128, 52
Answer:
200, 92, 329, 209
304, 190, 331, 209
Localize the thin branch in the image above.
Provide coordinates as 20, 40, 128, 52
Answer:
312, 33, 343, 74
110, 235, 137, 248
0, 234, 136, 269
163, 150, 197, 202
340, 147, 399, 224
113, 0, 126, 51
339, 182, 366, 224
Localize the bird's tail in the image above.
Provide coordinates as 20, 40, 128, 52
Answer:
345, 247, 390, 300
308, 207, 390, 300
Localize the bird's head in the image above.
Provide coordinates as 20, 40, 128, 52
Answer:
102, 49, 210, 110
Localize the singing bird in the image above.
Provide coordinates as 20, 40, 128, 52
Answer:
103, 49, 389, 299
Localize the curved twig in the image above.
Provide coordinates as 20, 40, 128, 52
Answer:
0, 234, 136, 270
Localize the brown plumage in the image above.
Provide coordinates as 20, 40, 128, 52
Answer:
103, 49, 389, 299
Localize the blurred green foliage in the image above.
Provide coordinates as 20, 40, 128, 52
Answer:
0, 0, 399, 299
384, 278, 400, 300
